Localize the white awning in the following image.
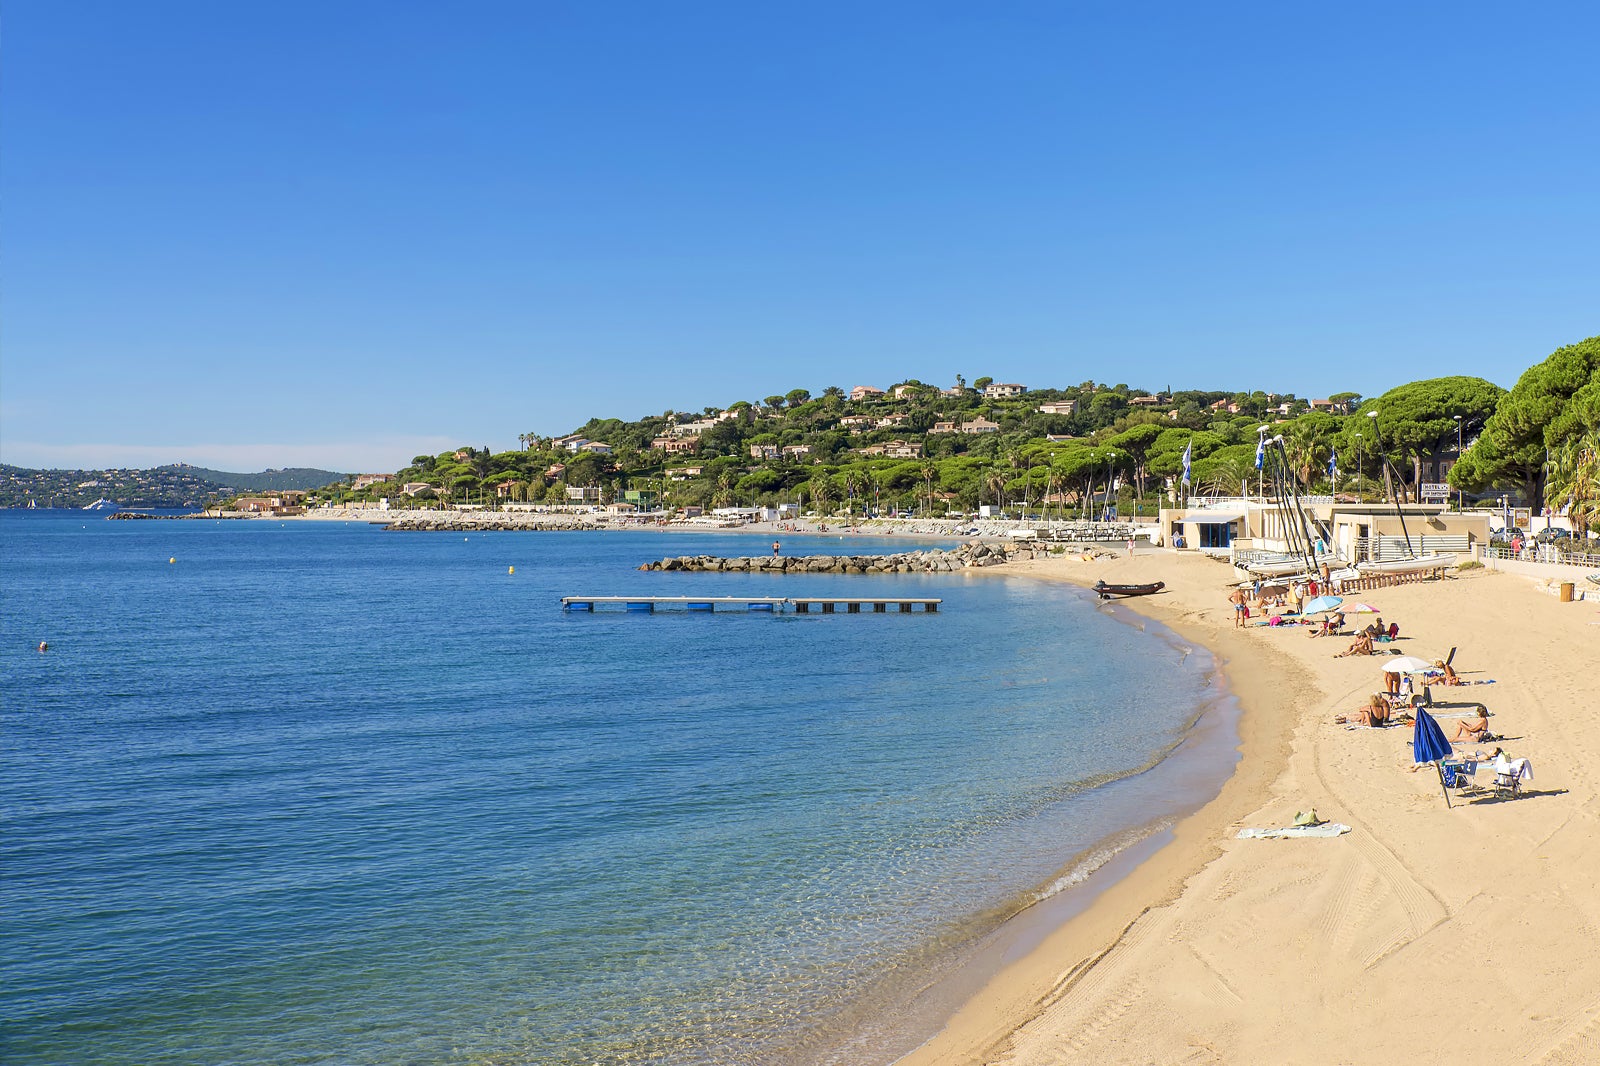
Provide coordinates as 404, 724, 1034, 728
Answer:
1187, 513, 1242, 524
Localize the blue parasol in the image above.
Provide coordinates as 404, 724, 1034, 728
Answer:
1412, 707, 1456, 808
1303, 594, 1343, 615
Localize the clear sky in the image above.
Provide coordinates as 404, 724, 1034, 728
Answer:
3, 1, 1596, 472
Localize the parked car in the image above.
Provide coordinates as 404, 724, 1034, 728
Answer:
1535, 527, 1572, 543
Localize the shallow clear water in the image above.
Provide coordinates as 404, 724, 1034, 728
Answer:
1, 513, 1229, 1065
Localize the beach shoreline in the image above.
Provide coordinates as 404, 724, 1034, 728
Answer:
876, 549, 1306, 1066
894, 548, 1600, 1065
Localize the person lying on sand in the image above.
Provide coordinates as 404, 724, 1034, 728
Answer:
1452, 709, 1492, 742
1336, 634, 1374, 657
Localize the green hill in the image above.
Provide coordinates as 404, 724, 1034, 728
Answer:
1, 464, 348, 509
152, 465, 347, 492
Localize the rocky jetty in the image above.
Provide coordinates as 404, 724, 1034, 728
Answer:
381, 513, 598, 532
638, 542, 1054, 573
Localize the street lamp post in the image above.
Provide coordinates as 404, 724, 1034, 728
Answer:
1453, 414, 1463, 511
1353, 432, 1362, 496
1105, 451, 1117, 522
1367, 410, 1380, 499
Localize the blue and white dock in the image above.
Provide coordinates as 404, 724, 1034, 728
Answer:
560, 596, 940, 614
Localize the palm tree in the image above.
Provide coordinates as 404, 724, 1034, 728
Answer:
1546, 427, 1600, 534
713, 471, 737, 508
808, 474, 833, 514
984, 468, 1008, 511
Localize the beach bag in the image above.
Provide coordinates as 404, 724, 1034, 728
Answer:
1293, 809, 1322, 826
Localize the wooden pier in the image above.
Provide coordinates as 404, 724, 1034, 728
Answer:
560, 596, 940, 613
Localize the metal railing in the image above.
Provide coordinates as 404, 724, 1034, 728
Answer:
1484, 545, 1600, 568
1353, 535, 1471, 562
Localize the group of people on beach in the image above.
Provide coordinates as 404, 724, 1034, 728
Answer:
1228, 571, 1341, 630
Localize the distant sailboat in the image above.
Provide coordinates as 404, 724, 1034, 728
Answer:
27, 498, 38, 509
83, 497, 117, 511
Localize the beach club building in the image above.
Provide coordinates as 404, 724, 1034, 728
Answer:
1157, 498, 1490, 561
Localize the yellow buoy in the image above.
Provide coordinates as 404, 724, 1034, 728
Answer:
508, 566, 515, 574
169, 557, 176, 564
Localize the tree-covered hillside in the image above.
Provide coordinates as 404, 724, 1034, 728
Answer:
0, 464, 347, 509
319, 377, 1423, 519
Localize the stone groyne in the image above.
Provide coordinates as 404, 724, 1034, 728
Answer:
381, 513, 600, 532
639, 543, 1059, 573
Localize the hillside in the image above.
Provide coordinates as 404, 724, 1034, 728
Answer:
152, 465, 347, 492
1, 464, 347, 509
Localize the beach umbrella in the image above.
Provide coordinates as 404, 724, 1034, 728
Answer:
1303, 594, 1343, 615
1346, 602, 1381, 613
1411, 706, 1456, 808
1383, 656, 1435, 674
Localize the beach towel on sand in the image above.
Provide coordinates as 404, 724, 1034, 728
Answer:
1237, 823, 1352, 840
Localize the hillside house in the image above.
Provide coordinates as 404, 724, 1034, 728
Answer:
671, 419, 717, 437
782, 445, 812, 459
401, 482, 436, 497
580, 441, 614, 455
876, 413, 909, 428
891, 384, 924, 399
859, 440, 923, 458
652, 436, 698, 454
982, 383, 1027, 398
544, 463, 566, 479
351, 474, 391, 491
1037, 401, 1078, 416
850, 385, 886, 402
750, 444, 782, 460
960, 417, 1002, 434
1129, 395, 1163, 408
494, 479, 521, 499
666, 466, 703, 480
929, 421, 959, 434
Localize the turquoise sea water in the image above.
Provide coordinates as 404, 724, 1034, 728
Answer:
1, 513, 1235, 1065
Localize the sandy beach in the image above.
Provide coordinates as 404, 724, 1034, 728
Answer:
900, 548, 1600, 1066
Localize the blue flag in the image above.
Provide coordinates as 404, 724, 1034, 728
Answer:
1327, 449, 1338, 477
1255, 436, 1266, 471
1181, 440, 1192, 484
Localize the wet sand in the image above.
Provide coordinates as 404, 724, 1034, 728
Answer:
897, 548, 1600, 1065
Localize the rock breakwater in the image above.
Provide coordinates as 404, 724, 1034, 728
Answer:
382, 513, 598, 532
639, 542, 1052, 573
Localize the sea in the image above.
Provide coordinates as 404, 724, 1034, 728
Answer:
0, 511, 1239, 1066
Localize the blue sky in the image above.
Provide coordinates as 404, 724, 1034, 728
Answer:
3, 1, 1596, 472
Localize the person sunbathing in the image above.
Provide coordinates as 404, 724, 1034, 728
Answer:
1353, 694, 1391, 727
1434, 660, 1463, 685
1452, 710, 1491, 742
1310, 611, 1346, 638
1336, 633, 1374, 657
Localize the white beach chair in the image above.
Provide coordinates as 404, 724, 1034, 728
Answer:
1491, 754, 1532, 798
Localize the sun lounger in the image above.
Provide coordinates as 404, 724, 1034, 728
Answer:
1237, 823, 1352, 839
1491, 754, 1532, 798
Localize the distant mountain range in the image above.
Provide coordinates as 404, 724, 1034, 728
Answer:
0, 464, 348, 509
